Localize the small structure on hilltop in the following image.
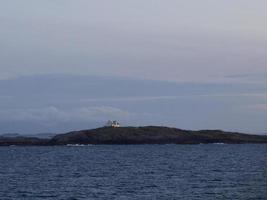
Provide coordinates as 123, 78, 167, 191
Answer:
105, 120, 120, 128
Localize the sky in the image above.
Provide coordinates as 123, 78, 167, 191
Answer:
0, 1, 267, 134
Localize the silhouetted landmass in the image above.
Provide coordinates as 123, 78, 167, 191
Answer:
1, 126, 267, 146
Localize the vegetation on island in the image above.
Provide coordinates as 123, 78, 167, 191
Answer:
1, 126, 267, 146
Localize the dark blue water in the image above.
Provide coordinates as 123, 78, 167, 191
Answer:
0, 144, 266, 200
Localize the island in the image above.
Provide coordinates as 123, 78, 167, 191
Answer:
1, 126, 267, 146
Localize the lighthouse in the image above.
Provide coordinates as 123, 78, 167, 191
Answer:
105, 120, 120, 128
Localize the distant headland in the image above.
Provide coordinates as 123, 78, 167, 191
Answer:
1, 126, 267, 146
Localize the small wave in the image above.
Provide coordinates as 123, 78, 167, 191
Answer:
66, 144, 93, 147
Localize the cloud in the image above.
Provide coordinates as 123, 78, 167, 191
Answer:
223, 73, 267, 84
0, 95, 12, 99
58, 93, 267, 103
0, 106, 132, 122
248, 104, 267, 111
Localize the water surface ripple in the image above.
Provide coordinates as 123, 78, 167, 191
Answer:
0, 144, 267, 199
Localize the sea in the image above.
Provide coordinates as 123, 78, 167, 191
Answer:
0, 144, 266, 200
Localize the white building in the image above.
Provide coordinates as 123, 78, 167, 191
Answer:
105, 120, 120, 128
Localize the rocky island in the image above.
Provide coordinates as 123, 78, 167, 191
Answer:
1, 126, 267, 146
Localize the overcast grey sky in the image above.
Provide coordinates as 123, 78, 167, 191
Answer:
0, 1, 267, 134
1, 0, 267, 81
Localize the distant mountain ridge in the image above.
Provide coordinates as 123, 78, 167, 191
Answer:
0, 126, 267, 146
0, 133, 56, 139
0, 133, 21, 138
